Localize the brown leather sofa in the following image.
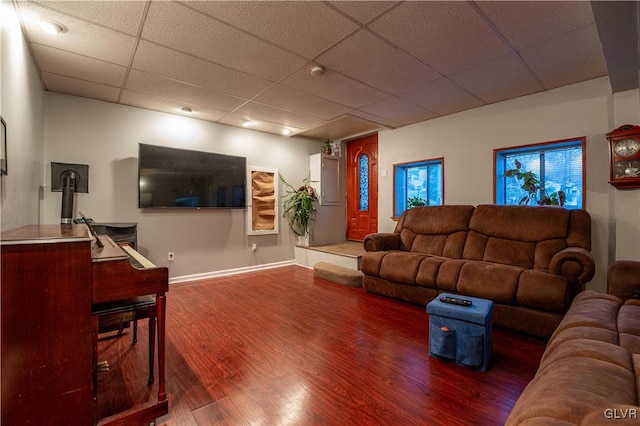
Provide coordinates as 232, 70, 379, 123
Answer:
506, 261, 640, 425
361, 204, 595, 338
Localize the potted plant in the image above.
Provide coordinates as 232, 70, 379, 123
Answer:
280, 174, 318, 243
504, 160, 566, 206
407, 196, 428, 208
322, 139, 333, 155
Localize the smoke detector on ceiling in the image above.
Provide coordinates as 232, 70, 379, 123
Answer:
310, 66, 325, 76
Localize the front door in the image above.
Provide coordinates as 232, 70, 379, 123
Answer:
346, 134, 378, 241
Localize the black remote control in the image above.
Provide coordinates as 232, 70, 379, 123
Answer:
440, 296, 472, 306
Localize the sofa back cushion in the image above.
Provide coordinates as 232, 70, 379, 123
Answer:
463, 204, 587, 269
394, 205, 474, 258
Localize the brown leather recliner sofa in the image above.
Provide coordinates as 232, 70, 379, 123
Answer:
362, 204, 595, 338
506, 261, 640, 425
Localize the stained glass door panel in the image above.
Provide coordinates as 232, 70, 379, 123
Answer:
346, 134, 378, 241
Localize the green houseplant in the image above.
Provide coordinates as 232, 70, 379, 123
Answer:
280, 174, 318, 237
407, 196, 428, 208
504, 160, 566, 206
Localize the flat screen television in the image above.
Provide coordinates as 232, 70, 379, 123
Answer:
138, 143, 246, 209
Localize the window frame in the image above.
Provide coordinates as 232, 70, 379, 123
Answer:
392, 157, 444, 220
493, 137, 586, 209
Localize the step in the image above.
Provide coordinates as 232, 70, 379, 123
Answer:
313, 262, 363, 288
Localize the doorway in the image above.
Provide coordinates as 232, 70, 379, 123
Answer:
346, 134, 378, 241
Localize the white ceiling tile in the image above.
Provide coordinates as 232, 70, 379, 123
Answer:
358, 97, 439, 126
141, 1, 307, 81
218, 114, 301, 137
281, 66, 388, 109
184, 1, 359, 58
32, 0, 147, 35
450, 55, 545, 104
398, 78, 485, 116
349, 110, 402, 129
328, 1, 400, 25
477, 1, 595, 50
42, 72, 120, 102
298, 115, 386, 140
233, 102, 323, 129
132, 41, 272, 100
254, 85, 351, 121
521, 25, 607, 90
120, 90, 228, 122
317, 29, 440, 95
17, 1, 137, 66
369, 1, 510, 76
32, 43, 127, 87
126, 70, 247, 112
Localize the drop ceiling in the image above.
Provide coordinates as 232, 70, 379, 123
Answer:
13, 1, 639, 141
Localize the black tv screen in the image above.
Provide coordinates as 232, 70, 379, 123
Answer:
138, 144, 246, 209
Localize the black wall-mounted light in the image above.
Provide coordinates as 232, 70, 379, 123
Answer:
51, 162, 89, 224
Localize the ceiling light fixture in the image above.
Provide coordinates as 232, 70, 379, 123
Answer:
310, 66, 325, 76
282, 128, 292, 136
180, 106, 193, 113
242, 120, 255, 127
39, 20, 66, 35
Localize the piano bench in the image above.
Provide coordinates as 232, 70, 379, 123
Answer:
92, 296, 157, 399
93, 296, 156, 344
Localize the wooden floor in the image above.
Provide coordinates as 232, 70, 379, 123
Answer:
96, 265, 546, 425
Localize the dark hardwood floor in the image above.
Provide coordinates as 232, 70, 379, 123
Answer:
96, 265, 546, 425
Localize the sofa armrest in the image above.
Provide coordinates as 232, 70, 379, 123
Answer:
549, 247, 595, 294
363, 233, 401, 252
608, 261, 640, 300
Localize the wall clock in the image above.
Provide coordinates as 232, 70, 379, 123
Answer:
606, 124, 640, 189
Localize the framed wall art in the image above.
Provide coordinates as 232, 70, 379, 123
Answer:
1, 116, 6, 175
246, 166, 279, 235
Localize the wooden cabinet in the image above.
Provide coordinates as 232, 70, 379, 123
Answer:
1, 225, 94, 425
310, 154, 340, 206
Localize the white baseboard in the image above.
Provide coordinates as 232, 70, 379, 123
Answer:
169, 260, 298, 284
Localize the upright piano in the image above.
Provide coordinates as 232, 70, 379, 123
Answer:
1, 225, 169, 425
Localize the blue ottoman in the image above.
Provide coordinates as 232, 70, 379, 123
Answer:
426, 294, 494, 372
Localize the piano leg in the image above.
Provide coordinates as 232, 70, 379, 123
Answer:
148, 315, 156, 386
157, 293, 167, 402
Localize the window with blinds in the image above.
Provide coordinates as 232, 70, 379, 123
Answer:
495, 138, 585, 209
393, 158, 443, 218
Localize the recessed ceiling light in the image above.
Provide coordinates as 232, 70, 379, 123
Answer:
180, 106, 193, 113
39, 20, 66, 35
242, 120, 256, 127
282, 128, 292, 136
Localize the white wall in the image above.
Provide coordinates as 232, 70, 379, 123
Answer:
376, 77, 640, 293
42, 93, 322, 280
0, 0, 45, 231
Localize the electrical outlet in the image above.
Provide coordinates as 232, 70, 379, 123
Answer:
168, 252, 175, 261
251, 243, 257, 252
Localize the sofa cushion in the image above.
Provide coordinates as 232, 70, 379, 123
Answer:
516, 270, 571, 314
618, 301, 640, 353
465, 205, 573, 270
550, 290, 622, 339
456, 262, 523, 304
379, 252, 426, 285
538, 339, 633, 373
505, 357, 636, 426
544, 326, 619, 360
435, 259, 466, 291
361, 251, 387, 276
415, 257, 445, 288
394, 205, 474, 256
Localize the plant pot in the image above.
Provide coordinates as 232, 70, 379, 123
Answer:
322, 146, 332, 155
297, 234, 309, 247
